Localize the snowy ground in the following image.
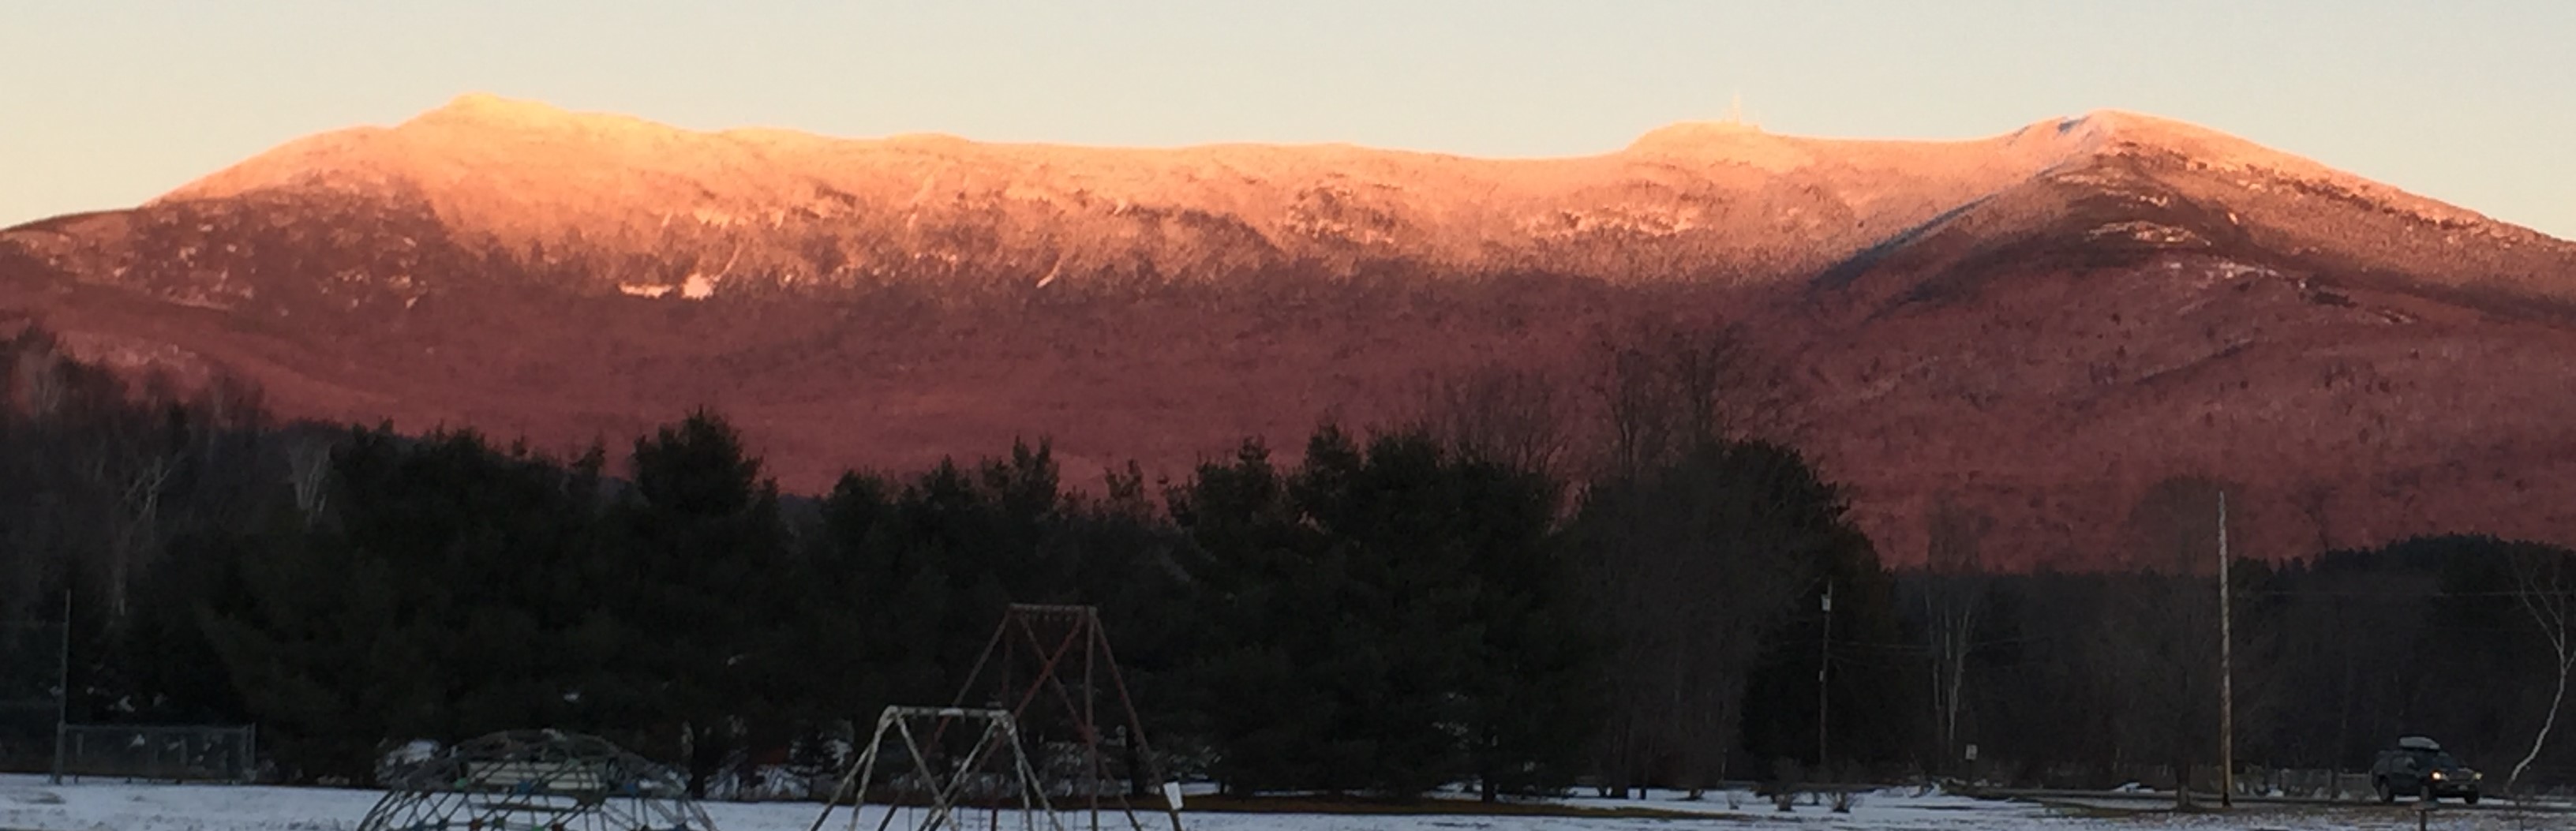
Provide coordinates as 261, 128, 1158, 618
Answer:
0, 776, 2561, 831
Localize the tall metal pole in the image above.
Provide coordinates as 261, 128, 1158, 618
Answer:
52, 589, 69, 785
1084, 619, 1099, 831
2218, 490, 2233, 809
1818, 582, 1833, 774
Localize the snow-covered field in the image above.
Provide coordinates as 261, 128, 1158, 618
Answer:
0, 776, 2558, 831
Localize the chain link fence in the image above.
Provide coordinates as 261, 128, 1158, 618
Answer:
58, 724, 257, 783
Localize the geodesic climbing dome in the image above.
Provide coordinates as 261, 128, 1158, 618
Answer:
357, 730, 717, 831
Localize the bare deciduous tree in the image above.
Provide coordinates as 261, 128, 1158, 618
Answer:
2290, 483, 2334, 556
2092, 475, 2230, 805
1410, 363, 1569, 477
286, 434, 335, 522
9, 335, 68, 420
93, 451, 175, 620
1920, 491, 1990, 772
1576, 444, 1835, 797
1589, 318, 1763, 478
2506, 546, 2576, 793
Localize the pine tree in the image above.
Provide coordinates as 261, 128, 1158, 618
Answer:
1178, 427, 1593, 797
606, 410, 788, 793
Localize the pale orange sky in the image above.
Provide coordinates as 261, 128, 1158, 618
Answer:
4, 0, 2570, 239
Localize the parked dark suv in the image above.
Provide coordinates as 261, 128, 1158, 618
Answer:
2371, 736, 2482, 804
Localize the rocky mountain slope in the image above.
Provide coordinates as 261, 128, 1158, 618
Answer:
6, 95, 2574, 567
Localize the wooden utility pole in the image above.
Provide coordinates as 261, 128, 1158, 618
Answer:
2218, 490, 2234, 809
1818, 582, 1834, 773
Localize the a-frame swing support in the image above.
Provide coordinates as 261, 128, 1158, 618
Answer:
811, 605, 1181, 831
811, 707, 1062, 831
949, 605, 1180, 831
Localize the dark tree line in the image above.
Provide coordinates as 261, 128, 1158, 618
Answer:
18, 320, 2576, 799
1898, 509, 2576, 792
2, 322, 1904, 796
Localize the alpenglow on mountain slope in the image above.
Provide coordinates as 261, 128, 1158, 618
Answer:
5, 94, 2575, 567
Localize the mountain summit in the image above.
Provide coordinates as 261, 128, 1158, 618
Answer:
122, 96, 2570, 300
6, 99, 2575, 567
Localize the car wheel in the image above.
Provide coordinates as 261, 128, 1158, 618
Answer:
2376, 778, 2394, 803
2465, 791, 2480, 805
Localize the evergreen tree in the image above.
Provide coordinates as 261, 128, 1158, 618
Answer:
601, 410, 788, 792
199, 427, 604, 779
1447, 444, 1599, 800
1178, 427, 1593, 797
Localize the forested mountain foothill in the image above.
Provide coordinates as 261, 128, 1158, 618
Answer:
6, 324, 2576, 798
